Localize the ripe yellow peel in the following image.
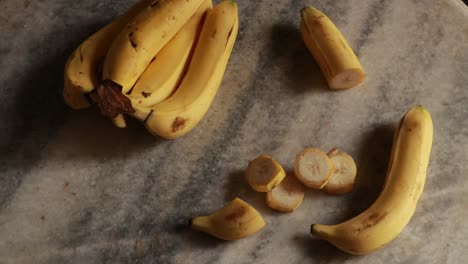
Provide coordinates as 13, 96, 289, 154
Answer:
129, 0, 212, 107
311, 106, 433, 255
294, 148, 334, 189
322, 148, 357, 194
63, 0, 152, 109
300, 7, 366, 89
266, 174, 305, 212
245, 154, 286, 192
133, 0, 239, 139
191, 198, 265, 240
103, 0, 206, 94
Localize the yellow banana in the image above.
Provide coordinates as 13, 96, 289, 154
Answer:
129, 0, 212, 107
300, 7, 366, 89
132, 0, 239, 139
191, 198, 265, 240
101, 0, 206, 95
63, 0, 151, 109
311, 105, 433, 255
111, 0, 211, 128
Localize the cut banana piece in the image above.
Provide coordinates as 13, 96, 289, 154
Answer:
266, 173, 305, 212
323, 148, 357, 194
294, 148, 334, 189
191, 198, 265, 240
300, 7, 366, 89
245, 154, 286, 192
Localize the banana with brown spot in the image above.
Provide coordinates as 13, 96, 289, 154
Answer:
131, 0, 239, 139
311, 106, 433, 254
191, 198, 265, 240
128, 0, 212, 107
102, 0, 207, 94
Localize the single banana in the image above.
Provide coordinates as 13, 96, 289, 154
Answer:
300, 7, 366, 89
63, 0, 152, 109
101, 0, 206, 95
191, 198, 266, 240
111, 0, 212, 128
311, 105, 433, 255
131, 0, 238, 139
129, 0, 212, 107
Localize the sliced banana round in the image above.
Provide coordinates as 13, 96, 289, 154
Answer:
323, 148, 357, 194
294, 147, 334, 189
266, 173, 305, 212
245, 154, 286, 192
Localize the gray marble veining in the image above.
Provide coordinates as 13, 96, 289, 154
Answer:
1, 0, 467, 263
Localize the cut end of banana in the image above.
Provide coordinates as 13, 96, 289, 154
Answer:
300, 6, 366, 90
190, 197, 265, 240
322, 148, 357, 194
294, 148, 334, 189
245, 154, 286, 192
266, 173, 305, 212
329, 68, 366, 90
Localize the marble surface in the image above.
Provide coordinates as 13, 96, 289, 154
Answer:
1, 0, 467, 263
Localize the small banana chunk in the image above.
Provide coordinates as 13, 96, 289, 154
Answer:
294, 148, 334, 189
323, 148, 357, 194
190, 198, 265, 240
266, 173, 305, 212
245, 154, 286, 192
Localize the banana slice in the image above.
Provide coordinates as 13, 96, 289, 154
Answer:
323, 148, 357, 194
294, 148, 334, 189
266, 173, 305, 212
190, 198, 265, 240
245, 154, 286, 192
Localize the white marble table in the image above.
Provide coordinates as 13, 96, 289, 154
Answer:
1, 0, 467, 263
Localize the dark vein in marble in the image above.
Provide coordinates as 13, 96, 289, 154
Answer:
355, 0, 390, 56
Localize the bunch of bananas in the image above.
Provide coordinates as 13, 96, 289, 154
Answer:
64, 1, 435, 255
64, 0, 238, 139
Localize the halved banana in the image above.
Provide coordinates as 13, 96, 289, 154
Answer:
190, 198, 265, 240
294, 148, 334, 189
245, 154, 286, 192
266, 173, 305, 212
323, 148, 357, 194
300, 7, 366, 89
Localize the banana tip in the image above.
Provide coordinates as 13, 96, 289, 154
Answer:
415, 105, 428, 112
227, 0, 238, 6
310, 224, 316, 235
300, 7, 309, 18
